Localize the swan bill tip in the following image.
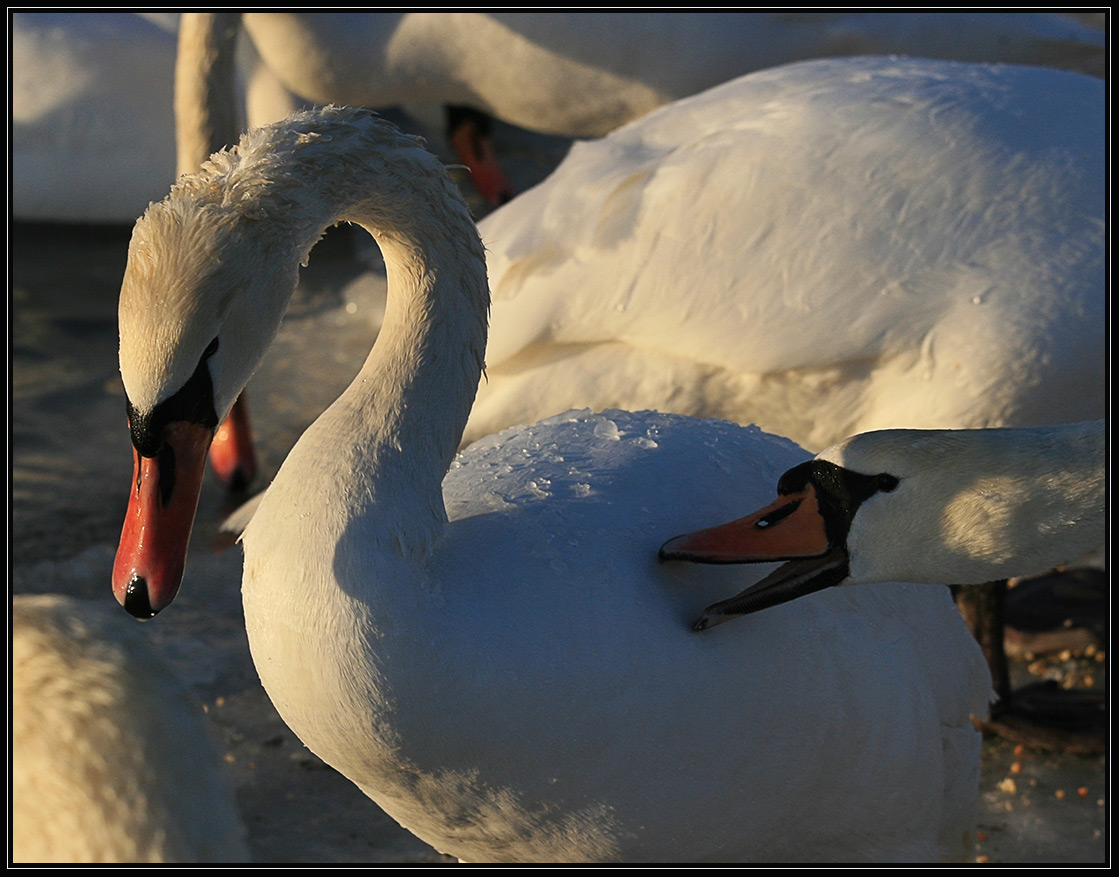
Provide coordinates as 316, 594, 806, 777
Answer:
693, 609, 731, 632
658, 537, 695, 563
123, 574, 159, 621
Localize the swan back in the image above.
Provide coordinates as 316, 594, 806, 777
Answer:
12, 594, 249, 863
470, 57, 1104, 450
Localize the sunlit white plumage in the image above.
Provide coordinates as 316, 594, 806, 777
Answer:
11, 594, 249, 863
467, 57, 1104, 451
115, 107, 991, 863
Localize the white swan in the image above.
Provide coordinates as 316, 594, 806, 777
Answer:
12, 12, 180, 223
111, 107, 991, 863
12, 593, 249, 863
467, 56, 1104, 451
659, 421, 1105, 630
181, 12, 1106, 208
176, 12, 513, 206
228, 12, 1104, 139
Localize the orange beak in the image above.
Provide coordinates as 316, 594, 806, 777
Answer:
450, 117, 516, 207
659, 484, 850, 630
659, 486, 830, 564
208, 391, 256, 491
113, 421, 212, 618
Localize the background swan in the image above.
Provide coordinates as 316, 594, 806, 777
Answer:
184, 12, 1108, 212
225, 12, 1104, 133
12, 12, 1104, 223
12, 593, 249, 864
468, 56, 1105, 452
12, 12, 179, 223
111, 107, 992, 863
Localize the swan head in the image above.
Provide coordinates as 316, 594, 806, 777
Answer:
659, 453, 899, 629
661, 422, 1104, 629
119, 171, 302, 425
113, 154, 303, 619
112, 105, 488, 620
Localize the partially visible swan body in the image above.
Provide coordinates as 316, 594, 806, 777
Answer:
11, 594, 250, 863
12, 12, 180, 222
230, 12, 1104, 138
12, 12, 1104, 223
176, 12, 514, 206
659, 421, 1106, 629
112, 107, 991, 863
183, 12, 1107, 211
467, 57, 1104, 451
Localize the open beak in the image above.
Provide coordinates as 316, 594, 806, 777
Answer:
113, 421, 212, 619
659, 485, 850, 630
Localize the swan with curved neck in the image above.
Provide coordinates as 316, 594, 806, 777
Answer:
661, 421, 1105, 630
177, 12, 514, 206
113, 107, 991, 863
193, 12, 1105, 146
113, 108, 483, 614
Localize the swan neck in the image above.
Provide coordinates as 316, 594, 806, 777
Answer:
174, 12, 243, 177
345, 212, 489, 481
258, 113, 490, 536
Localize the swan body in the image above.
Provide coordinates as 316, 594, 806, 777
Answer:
113, 108, 991, 863
661, 421, 1106, 629
233, 12, 1104, 138
468, 57, 1105, 451
12, 12, 180, 222
197, 13, 1106, 206
11, 594, 249, 863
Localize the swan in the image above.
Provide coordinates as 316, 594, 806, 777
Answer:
176, 12, 514, 207
467, 56, 1104, 451
179, 12, 1106, 213
225, 12, 1104, 140
659, 421, 1106, 631
111, 107, 991, 863
11, 593, 250, 863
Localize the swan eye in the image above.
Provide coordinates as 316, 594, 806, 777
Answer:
877, 474, 899, 493
756, 498, 801, 529
203, 337, 220, 359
